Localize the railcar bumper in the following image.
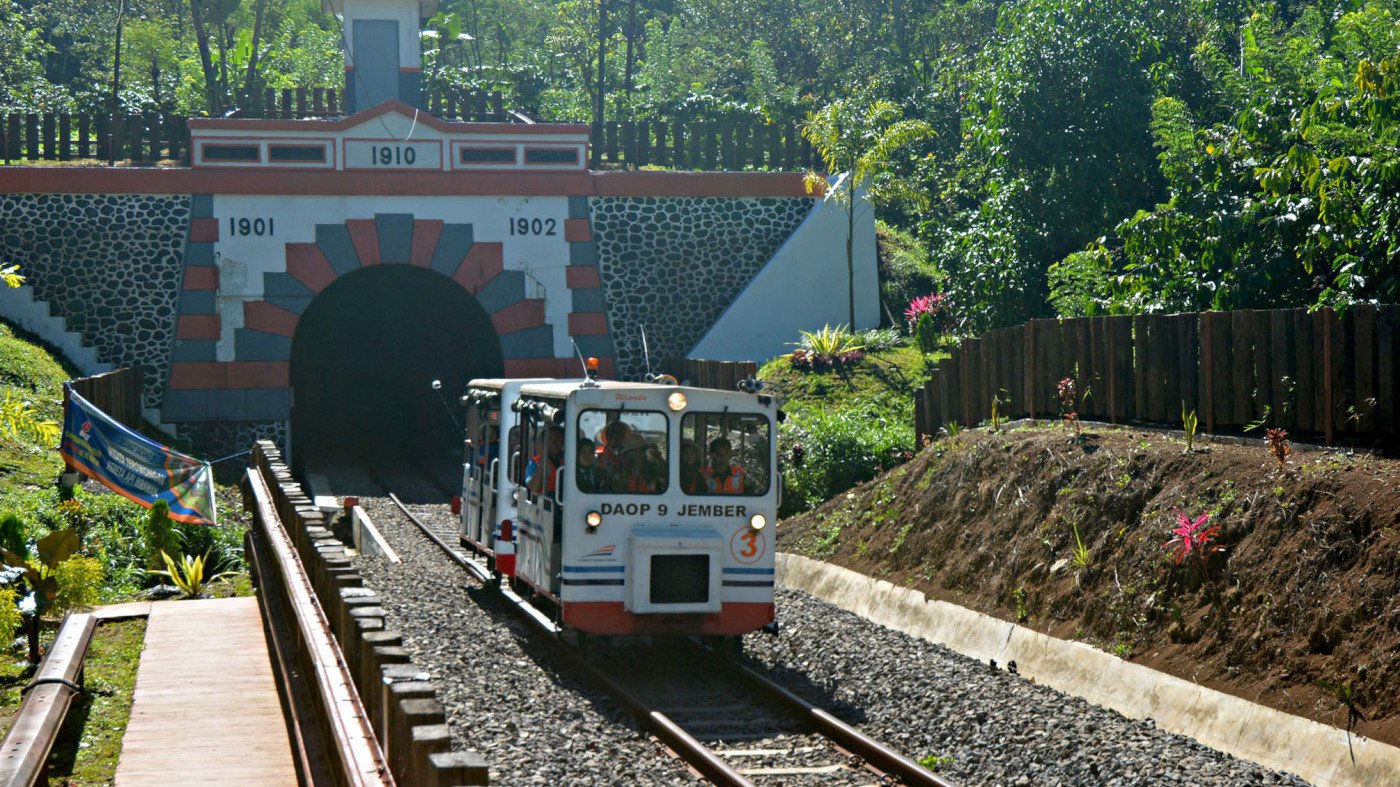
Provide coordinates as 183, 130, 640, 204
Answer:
562, 601, 775, 636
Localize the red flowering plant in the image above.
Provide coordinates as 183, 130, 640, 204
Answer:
1163, 507, 1224, 566
1057, 376, 1080, 433
1266, 428, 1291, 469
905, 292, 951, 353
904, 292, 950, 329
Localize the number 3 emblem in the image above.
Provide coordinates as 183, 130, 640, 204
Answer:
729, 528, 765, 564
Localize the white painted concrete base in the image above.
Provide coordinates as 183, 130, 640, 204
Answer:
0, 287, 110, 375
777, 553, 1400, 787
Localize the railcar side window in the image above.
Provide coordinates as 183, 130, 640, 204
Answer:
505, 426, 522, 483
680, 413, 770, 496
523, 415, 566, 499
576, 409, 668, 494
465, 405, 500, 468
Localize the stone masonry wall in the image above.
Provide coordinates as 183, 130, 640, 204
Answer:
590, 196, 812, 380
0, 193, 189, 409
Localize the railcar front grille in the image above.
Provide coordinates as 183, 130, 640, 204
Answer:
649, 555, 710, 604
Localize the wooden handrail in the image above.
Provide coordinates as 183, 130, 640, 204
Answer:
0, 613, 97, 787
244, 467, 392, 786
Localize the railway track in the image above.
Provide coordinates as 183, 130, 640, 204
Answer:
368, 486, 954, 787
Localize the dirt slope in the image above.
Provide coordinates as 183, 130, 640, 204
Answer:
776, 425, 1400, 746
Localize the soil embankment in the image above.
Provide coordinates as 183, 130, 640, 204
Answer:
776, 426, 1400, 746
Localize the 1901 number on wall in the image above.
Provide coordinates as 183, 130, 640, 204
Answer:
228, 217, 274, 236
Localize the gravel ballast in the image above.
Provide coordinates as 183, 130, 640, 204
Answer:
350, 497, 1311, 785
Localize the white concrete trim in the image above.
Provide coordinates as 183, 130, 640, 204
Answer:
0, 288, 111, 376
350, 506, 401, 563
688, 173, 879, 364
777, 552, 1400, 787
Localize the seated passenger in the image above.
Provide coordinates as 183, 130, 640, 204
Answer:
679, 441, 703, 494
575, 438, 603, 492
618, 447, 661, 493
525, 426, 565, 495
596, 420, 632, 478
701, 437, 745, 495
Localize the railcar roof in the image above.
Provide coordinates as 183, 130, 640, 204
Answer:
516, 379, 766, 401
464, 377, 572, 392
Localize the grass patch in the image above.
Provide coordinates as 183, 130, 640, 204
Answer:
47, 617, 147, 783
760, 342, 942, 418
0, 320, 71, 488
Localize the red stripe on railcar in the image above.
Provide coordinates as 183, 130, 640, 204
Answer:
562, 602, 774, 636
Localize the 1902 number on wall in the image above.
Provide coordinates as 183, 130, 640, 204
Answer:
228, 217, 275, 236
508, 217, 557, 236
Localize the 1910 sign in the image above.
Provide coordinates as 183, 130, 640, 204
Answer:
344, 140, 442, 171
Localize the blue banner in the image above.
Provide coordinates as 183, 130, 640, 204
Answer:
59, 385, 217, 525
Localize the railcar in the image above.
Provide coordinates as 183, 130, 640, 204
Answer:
501, 375, 781, 638
459, 378, 555, 576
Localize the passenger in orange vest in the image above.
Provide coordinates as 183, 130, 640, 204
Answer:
596, 420, 633, 483
619, 447, 660, 493
526, 426, 565, 495
701, 437, 745, 495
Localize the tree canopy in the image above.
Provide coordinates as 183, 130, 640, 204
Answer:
1, 0, 1396, 324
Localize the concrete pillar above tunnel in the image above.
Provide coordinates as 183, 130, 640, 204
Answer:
289, 264, 502, 474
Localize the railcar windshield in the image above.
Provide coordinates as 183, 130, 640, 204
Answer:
576, 409, 669, 494
680, 412, 770, 496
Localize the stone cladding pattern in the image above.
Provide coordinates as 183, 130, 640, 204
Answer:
177, 420, 286, 478
590, 196, 811, 380
0, 193, 189, 408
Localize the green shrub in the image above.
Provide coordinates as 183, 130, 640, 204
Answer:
858, 327, 905, 353
52, 554, 104, 614
915, 312, 941, 354
877, 221, 941, 323
179, 521, 245, 576
0, 512, 27, 560
0, 586, 20, 642
144, 500, 179, 574
780, 403, 914, 515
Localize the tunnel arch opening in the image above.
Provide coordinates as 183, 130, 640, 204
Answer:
289, 264, 503, 481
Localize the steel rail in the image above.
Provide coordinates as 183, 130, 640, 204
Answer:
384, 492, 757, 785
384, 492, 950, 786
716, 653, 957, 787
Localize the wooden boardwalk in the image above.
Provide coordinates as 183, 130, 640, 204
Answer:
115, 597, 298, 785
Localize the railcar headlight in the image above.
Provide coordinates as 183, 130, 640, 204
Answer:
667, 391, 687, 412
586, 511, 602, 529
749, 514, 767, 530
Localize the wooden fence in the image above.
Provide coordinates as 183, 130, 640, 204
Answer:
665, 359, 759, 391
70, 367, 143, 428
1, 101, 813, 171
914, 305, 1400, 445
589, 119, 816, 171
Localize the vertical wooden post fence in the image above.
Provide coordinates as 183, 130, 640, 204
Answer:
913, 306, 1400, 448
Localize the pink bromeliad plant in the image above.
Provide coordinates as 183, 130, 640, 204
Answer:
1163, 507, 1224, 566
904, 292, 949, 330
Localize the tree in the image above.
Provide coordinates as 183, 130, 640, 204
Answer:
804, 97, 934, 328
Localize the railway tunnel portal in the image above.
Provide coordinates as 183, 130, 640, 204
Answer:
289, 264, 502, 477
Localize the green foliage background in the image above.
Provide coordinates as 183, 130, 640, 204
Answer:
1, 0, 1396, 331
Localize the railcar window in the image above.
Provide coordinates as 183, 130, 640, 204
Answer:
577, 409, 668, 494
680, 413, 770, 496
523, 416, 566, 498
465, 404, 500, 468
505, 426, 522, 483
